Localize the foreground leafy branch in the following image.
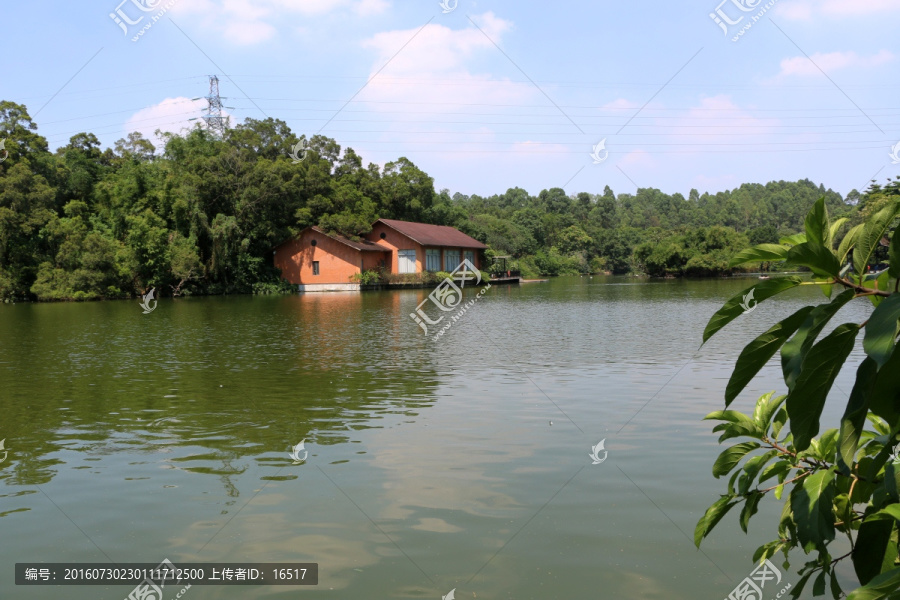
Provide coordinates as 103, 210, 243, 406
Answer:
697, 194, 900, 599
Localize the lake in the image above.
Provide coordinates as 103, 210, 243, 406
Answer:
0, 276, 870, 599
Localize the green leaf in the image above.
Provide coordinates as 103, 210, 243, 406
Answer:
813, 571, 827, 596
834, 493, 852, 531
855, 201, 900, 277
891, 228, 900, 280
706, 410, 764, 442
829, 568, 842, 600
790, 467, 836, 549
871, 345, 900, 423
839, 358, 878, 473
781, 289, 855, 391
752, 392, 787, 432
759, 460, 792, 484
726, 307, 814, 406
703, 276, 804, 344
854, 518, 895, 585
694, 495, 739, 547
838, 223, 865, 264
713, 441, 761, 478
704, 409, 758, 428
847, 567, 900, 600
780, 232, 807, 246
886, 462, 900, 504
729, 244, 790, 267
739, 490, 764, 533
785, 241, 842, 278
868, 505, 900, 525
828, 217, 848, 248
805, 197, 828, 247
812, 428, 839, 461
739, 451, 779, 495
787, 323, 860, 451
813, 276, 834, 299
865, 293, 900, 368
869, 271, 892, 309
867, 414, 891, 436
726, 469, 742, 495
774, 483, 784, 500
753, 540, 786, 564
771, 407, 788, 439
791, 571, 814, 599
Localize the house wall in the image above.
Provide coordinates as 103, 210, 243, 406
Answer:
361, 251, 387, 272
366, 223, 482, 273
274, 229, 375, 285
369, 222, 424, 273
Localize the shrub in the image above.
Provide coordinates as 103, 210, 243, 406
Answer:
252, 279, 295, 295
349, 270, 382, 285
696, 196, 900, 598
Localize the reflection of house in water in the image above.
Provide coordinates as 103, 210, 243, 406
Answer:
273, 219, 487, 292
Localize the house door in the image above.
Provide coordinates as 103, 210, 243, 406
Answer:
398, 250, 417, 274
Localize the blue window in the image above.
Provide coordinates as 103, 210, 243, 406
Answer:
426, 249, 441, 271
444, 250, 461, 271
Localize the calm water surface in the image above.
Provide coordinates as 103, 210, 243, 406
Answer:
0, 276, 871, 599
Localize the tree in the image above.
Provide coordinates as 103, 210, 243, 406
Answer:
696, 195, 900, 598
114, 132, 155, 161
0, 95, 867, 299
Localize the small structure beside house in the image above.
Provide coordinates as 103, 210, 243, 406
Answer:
273, 219, 487, 292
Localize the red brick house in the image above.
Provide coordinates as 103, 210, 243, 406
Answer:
273, 219, 487, 291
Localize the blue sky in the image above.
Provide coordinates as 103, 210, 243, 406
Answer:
2, 0, 898, 199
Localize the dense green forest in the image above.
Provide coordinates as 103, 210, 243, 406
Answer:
0, 99, 895, 300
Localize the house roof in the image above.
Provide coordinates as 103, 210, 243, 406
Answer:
311, 227, 389, 252
376, 219, 487, 249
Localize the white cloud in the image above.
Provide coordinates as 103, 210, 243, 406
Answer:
602, 98, 641, 111
170, 0, 390, 44
617, 149, 654, 170
354, 0, 389, 16
594, 95, 785, 188
776, 50, 894, 77
775, 0, 900, 20
124, 97, 221, 148
332, 13, 553, 167
359, 12, 512, 75
223, 19, 277, 44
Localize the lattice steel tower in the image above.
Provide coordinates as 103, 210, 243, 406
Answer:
202, 75, 227, 136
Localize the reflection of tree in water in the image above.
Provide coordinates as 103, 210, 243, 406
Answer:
0, 292, 445, 488
219, 460, 242, 499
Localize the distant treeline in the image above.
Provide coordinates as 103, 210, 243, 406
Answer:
0, 99, 895, 300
